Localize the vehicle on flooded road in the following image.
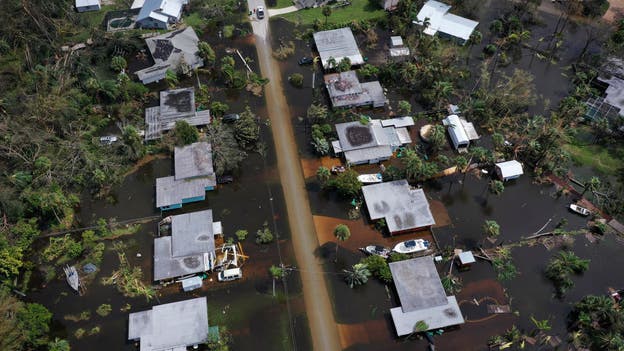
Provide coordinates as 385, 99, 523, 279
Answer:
298, 56, 314, 65
256, 6, 264, 19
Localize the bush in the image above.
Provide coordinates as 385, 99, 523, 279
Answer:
223, 25, 235, 38
273, 41, 295, 60
361, 255, 392, 283
256, 226, 274, 244
484, 44, 497, 56
289, 73, 304, 88
235, 229, 248, 241
210, 102, 229, 117
96, 304, 112, 317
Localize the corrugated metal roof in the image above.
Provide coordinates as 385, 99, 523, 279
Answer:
362, 180, 435, 233
390, 296, 464, 336
495, 160, 524, 179
389, 256, 448, 312
170, 210, 216, 257
155, 176, 215, 208
443, 114, 469, 149
174, 142, 214, 180
380, 117, 415, 128
153, 236, 208, 280
76, 0, 100, 7
128, 297, 209, 350
313, 28, 364, 69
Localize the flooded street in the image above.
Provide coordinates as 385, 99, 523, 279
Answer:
248, 2, 342, 350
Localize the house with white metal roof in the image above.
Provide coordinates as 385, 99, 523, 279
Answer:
135, 27, 204, 84
145, 88, 211, 141
389, 256, 464, 336
442, 114, 479, 152
154, 209, 222, 281
324, 71, 386, 109
313, 28, 364, 69
75, 0, 101, 12
128, 297, 209, 350
495, 160, 524, 181
414, 0, 479, 45
362, 180, 435, 235
389, 36, 410, 60
135, 0, 187, 29
332, 118, 412, 165
155, 142, 216, 210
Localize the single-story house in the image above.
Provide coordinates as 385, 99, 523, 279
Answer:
442, 114, 479, 152
414, 0, 479, 45
75, 0, 101, 12
389, 256, 464, 336
495, 160, 524, 181
324, 71, 386, 109
332, 118, 412, 165
296, 0, 322, 8
313, 27, 364, 69
145, 88, 211, 141
362, 179, 435, 235
135, 0, 187, 29
135, 27, 204, 84
154, 209, 222, 281
585, 58, 624, 124
156, 142, 216, 210
128, 297, 210, 350
380, 0, 399, 11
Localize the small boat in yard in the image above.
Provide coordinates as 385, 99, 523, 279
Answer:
569, 204, 591, 216
357, 173, 382, 184
360, 245, 392, 259
393, 239, 430, 254
64, 265, 80, 293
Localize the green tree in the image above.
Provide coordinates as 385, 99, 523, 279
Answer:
483, 220, 500, 238
165, 69, 179, 88
397, 100, 412, 115
289, 73, 304, 87
110, 56, 127, 72
0, 288, 26, 350
210, 102, 229, 117
48, 338, 70, 351
316, 166, 331, 188
121, 125, 145, 161
569, 295, 624, 350
333, 224, 351, 262
343, 263, 370, 288
205, 122, 246, 176
428, 124, 447, 153
307, 103, 328, 122
329, 169, 361, 198
545, 251, 590, 297
322, 6, 332, 25
255, 226, 274, 244
361, 255, 392, 283
581, 176, 601, 197
489, 180, 505, 196
174, 120, 199, 146
198, 41, 216, 66
18, 303, 52, 346
336, 57, 351, 72
234, 107, 259, 149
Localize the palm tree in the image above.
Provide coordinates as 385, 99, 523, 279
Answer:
467, 30, 483, 62
581, 176, 601, 197
489, 180, 505, 196
269, 265, 285, 297
334, 224, 351, 262
483, 220, 500, 242
322, 6, 332, 26
316, 166, 330, 188
343, 263, 370, 288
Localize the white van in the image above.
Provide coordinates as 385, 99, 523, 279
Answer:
218, 268, 242, 282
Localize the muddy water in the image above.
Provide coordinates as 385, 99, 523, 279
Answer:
250, 14, 343, 351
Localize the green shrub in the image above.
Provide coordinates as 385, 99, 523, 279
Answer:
235, 229, 248, 241
289, 73, 304, 87
96, 304, 112, 317
256, 226, 274, 244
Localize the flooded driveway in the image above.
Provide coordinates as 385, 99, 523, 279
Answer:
247, 2, 342, 350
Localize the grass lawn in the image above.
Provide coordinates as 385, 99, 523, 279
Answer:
268, 0, 295, 9
563, 143, 623, 176
278, 0, 385, 25
183, 12, 204, 31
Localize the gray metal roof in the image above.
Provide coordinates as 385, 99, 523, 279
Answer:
323, 71, 385, 108
128, 297, 209, 351
362, 180, 435, 233
171, 209, 216, 257
174, 142, 214, 180
335, 120, 382, 152
381, 117, 415, 128
389, 256, 448, 312
160, 88, 195, 118
390, 296, 464, 336
136, 27, 204, 83
155, 175, 215, 208
154, 236, 209, 280
313, 28, 364, 69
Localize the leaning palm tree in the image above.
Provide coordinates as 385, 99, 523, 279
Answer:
334, 224, 351, 262
343, 263, 370, 288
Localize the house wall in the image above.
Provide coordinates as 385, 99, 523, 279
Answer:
182, 195, 206, 204
77, 4, 101, 12
161, 203, 182, 211
390, 225, 431, 236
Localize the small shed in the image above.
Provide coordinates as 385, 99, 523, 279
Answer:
495, 160, 523, 181
75, 0, 101, 12
456, 251, 475, 270
389, 36, 410, 59
443, 114, 469, 151
181, 276, 203, 292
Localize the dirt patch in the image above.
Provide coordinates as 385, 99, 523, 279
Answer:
605, 0, 624, 22
124, 154, 168, 177
337, 319, 391, 349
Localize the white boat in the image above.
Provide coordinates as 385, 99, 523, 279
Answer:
64, 265, 80, 292
569, 204, 590, 216
360, 245, 392, 259
358, 173, 382, 184
393, 239, 430, 254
